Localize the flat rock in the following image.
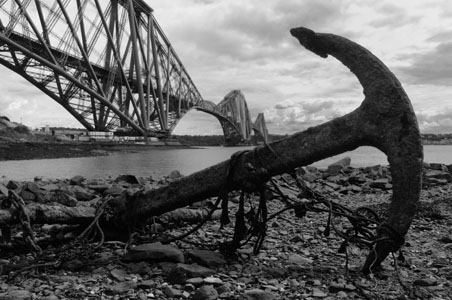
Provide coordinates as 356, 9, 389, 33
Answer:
0, 290, 33, 299
288, 253, 313, 265
243, 289, 276, 300
167, 263, 216, 284
122, 242, 184, 263
186, 249, 227, 268
108, 281, 138, 294
413, 278, 438, 286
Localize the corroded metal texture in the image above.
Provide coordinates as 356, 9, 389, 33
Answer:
126, 27, 422, 272
290, 27, 423, 272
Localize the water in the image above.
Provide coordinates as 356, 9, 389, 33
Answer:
0, 145, 451, 181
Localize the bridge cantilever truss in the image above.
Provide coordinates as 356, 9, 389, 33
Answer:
0, 0, 267, 144
0, 0, 204, 136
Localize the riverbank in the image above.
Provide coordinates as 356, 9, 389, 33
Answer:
0, 163, 451, 299
0, 141, 192, 161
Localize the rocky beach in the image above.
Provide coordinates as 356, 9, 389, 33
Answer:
0, 159, 451, 300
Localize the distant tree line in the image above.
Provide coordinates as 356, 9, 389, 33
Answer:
421, 133, 452, 141
174, 134, 291, 146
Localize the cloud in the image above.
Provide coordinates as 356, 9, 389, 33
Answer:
368, 4, 422, 28
417, 109, 452, 134
397, 41, 452, 85
263, 98, 354, 134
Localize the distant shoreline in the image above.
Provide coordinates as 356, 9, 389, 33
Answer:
0, 141, 193, 161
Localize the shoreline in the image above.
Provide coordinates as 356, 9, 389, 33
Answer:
0, 141, 194, 161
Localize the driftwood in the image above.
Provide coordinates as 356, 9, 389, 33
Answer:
124, 27, 422, 273
0, 204, 220, 226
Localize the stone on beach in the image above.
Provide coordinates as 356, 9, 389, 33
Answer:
186, 249, 227, 269
122, 242, 184, 263
327, 157, 351, 175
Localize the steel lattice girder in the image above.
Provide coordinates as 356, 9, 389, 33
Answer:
0, 0, 205, 136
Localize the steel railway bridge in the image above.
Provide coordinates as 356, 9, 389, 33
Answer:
0, 0, 268, 145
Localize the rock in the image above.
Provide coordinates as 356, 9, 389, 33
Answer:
329, 282, 345, 293
369, 179, 392, 190
429, 163, 448, 171
122, 242, 184, 263
115, 174, 140, 184
364, 165, 383, 177
0, 183, 9, 196
164, 286, 182, 298
288, 253, 313, 265
6, 180, 20, 190
65, 185, 92, 201
44, 189, 78, 207
302, 172, 318, 183
327, 157, 351, 175
186, 277, 205, 286
167, 264, 216, 284
126, 262, 151, 275
312, 288, 328, 298
262, 266, 287, 278
186, 250, 227, 268
203, 276, 223, 285
413, 278, 438, 286
169, 170, 183, 179
193, 285, 219, 300
103, 185, 125, 196
110, 268, 128, 281
447, 164, 452, 173
109, 281, 138, 294
87, 184, 110, 193
20, 190, 36, 202
1, 290, 33, 299
424, 170, 452, 182
243, 289, 276, 300
70, 175, 85, 186
41, 295, 59, 300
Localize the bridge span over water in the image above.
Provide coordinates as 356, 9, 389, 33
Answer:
0, 0, 268, 145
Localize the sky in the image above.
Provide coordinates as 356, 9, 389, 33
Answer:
0, 0, 451, 136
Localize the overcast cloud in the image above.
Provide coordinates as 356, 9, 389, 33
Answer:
0, 0, 451, 135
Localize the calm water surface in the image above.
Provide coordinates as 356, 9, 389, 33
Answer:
0, 145, 450, 181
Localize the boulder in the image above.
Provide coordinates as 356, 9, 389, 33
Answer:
122, 242, 184, 263
327, 157, 351, 175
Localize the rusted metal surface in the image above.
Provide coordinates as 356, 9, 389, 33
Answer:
126, 27, 422, 272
